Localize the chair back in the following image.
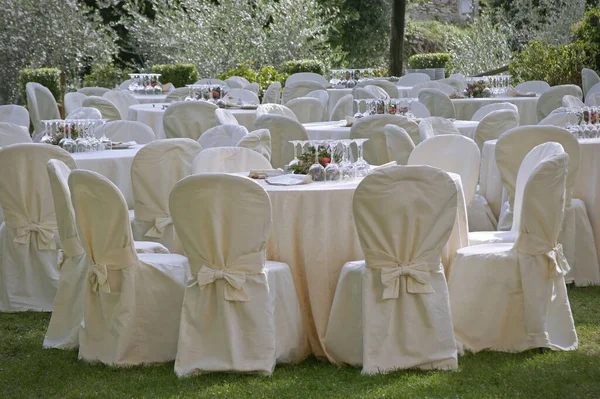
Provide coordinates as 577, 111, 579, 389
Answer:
64, 92, 88, 117
355, 80, 398, 98
471, 102, 518, 121
236, 129, 271, 161
215, 109, 240, 126
514, 80, 550, 95
384, 125, 414, 165
256, 103, 297, 121
243, 83, 260, 95
286, 97, 324, 123
586, 92, 600, 106
165, 87, 191, 102
329, 94, 353, 121
77, 87, 110, 97
198, 125, 248, 148
224, 89, 260, 105
66, 107, 102, 120
163, 101, 218, 140
282, 80, 326, 104
409, 102, 430, 119
0, 105, 29, 127
103, 90, 139, 120
562, 95, 585, 109
397, 73, 430, 86
95, 120, 156, 144
418, 117, 460, 143
411, 81, 456, 97
26, 82, 60, 134
418, 89, 456, 118
253, 114, 308, 168
285, 72, 328, 87
194, 79, 226, 85
81, 96, 122, 121
474, 109, 520, 150
193, 147, 272, 173
537, 85, 582, 121
582, 68, 600, 97
0, 123, 32, 147
225, 76, 250, 89
262, 81, 282, 104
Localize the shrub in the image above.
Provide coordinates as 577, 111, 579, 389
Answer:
218, 61, 285, 97
408, 53, 452, 70
152, 64, 199, 88
281, 59, 327, 76
18, 68, 62, 103
573, 8, 600, 71
218, 61, 259, 84
371, 66, 389, 78
84, 65, 134, 89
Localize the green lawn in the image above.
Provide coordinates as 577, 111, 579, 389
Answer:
2, 287, 600, 399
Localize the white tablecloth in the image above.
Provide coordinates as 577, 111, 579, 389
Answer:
451, 96, 539, 125
256, 173, 467, 358
396, 85, 413, 98
132, 94, 168, 104
326, 88, 352, 120
128, 103, 257, 139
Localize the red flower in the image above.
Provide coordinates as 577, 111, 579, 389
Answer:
320, 157, 330, 166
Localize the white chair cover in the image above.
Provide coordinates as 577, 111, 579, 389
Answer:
225, 76, 250, 89
418, 89, 456, 119
70, 170, 187, 365
408, 135, 480, 205
562, 95, 585, 109
586, 92, 600, 106
192, 147, 272, 173
449, 151, 577, 352
131, 138, 202, 254
236, 129, 271, 161
77, 87, 110, 97
418, 117, 460, 143
514, 80, 550, 95
256, 104, 298, 121
397, 73, 430, 86
411, 81, 456, 97
224, 88, 260, 105
474, 109, 520, 150
471, 102, 518, 121
537, 85, 583, 122
438, 77, 466, 93
103, 90, 140, 120
198, 125, 248, 148
194, 78, 226, 85
253, 114, 308, 168
384, 125, 414, 165
170, 174, 305, 375
165, 87, 191, 102
81, 96, 122, 121
26, 82, 60, 135
215, 108, 240, 126
537, 110, 578, 127
0, 144, 76, 312
350, 115, 419, 166
329, 94, 353, 121
585, 81, 600, 101
285, 72, 328, 87
0, 105, 29, 127
286, 97, 325, 123
363, 85, 390, 99
356, 80, 398, 98
282, 81, 327, 104
0, 123, 32, 147
353, 87, 376, 100
243, 82, 260, 95
306, 89, 329, 120
582, 68, 600, 97
64, 92, 88, 116
118, 80, 133, 90
95, 120, 156, 144
262, 82, 282, 104
66, 107, 102, 120
409, 101, 431, 119
163, 101, 218, 140
325, 166, 458, 373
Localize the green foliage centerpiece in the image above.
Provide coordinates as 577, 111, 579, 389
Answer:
288, 145, 340, 176
464, 80, 492, 98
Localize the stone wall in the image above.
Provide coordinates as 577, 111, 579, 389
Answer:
409, 0, 475, 25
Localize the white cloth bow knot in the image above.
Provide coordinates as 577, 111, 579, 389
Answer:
88, 247, 137, 294
546, 243, 570, 277
145, 216, 173, 238
90, 263, 110, 293
14, 220, 57, 250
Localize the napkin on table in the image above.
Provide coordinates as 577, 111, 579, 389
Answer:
265, 174, 312, 186
248, 169, 284, 179
506, 87, 537, 97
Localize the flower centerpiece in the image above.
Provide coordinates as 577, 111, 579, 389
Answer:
288, 145, 340, 175
464, 80, 492, 98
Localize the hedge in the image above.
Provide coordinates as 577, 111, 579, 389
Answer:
281, 59, 327, 76
407, 53, 452, 70
151, 64, 199, 88
18, 68, 62, 103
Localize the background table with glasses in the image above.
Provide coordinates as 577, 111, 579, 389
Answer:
132, 94, 168, 104
450, 96, 539, 125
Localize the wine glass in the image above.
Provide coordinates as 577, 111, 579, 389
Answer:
39, 120, 54, 145
340, 139, 356, 180
153, 74, 162, 95
307, 140, 326, 181
325, 140, 341, 181
353, 138, 370, 177
288, 140, 301, 169
60, 121, 77, 153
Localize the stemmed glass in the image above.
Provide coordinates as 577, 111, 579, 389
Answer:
75, 121, 91, 153
40, 120, 54, 145
288, 140, 301, 169
325, 140, 341, 181
353, 138, 370, 177
353, 99, 363, 119
340, 139, 356, 180
60, 121, 77, 153
308, 140, 326, 181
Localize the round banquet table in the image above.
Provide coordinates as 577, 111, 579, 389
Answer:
255, 172, 468, 359
480, 138, 600, 266
303, 120, 479, 141
450, 96, 539, 125
132, 94, 168, 104
326, 88, 352, 120
127, 103, 257, 139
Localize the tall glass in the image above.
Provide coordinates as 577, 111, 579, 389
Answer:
325, 140, 340, 181
340, 139, 356, 180
353, 138, 370, 177
288, 140, 301, 169
307, 141, 326, 181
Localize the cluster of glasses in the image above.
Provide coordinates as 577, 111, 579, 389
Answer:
127, 74, 163, 95
184, 84, 226, 102
353, 98, 414, 119
39, 119, 110, 153
565, 107, 600, 138
329, 70, 378, 88
467, 75, 512, 96
287, 139, 370, 182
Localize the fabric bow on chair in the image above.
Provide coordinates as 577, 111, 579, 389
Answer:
89, 247, 137, 294
13, 219, 57, 250
144, 216, 173, 238
517, 233, 570, 277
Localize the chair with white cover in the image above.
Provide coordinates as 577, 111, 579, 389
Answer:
66, 107, 102, 120
253, 114, 308, 168
131, 139, 202, 254
63, 93, 88, 116
363, 85, 390, 99
103, 90, 140, 120
562, 95, 585, 109
449, 147, 577, 353
411, 81, 456, 97
329, 94, 353, 121
384, 125, 414, 165
163, 101, 218, 140
198, 125, 248, 148
471, 102, 518, 121
586, 82, 600, 102
306, 89, 329, 120
282, 80, 327, 104
438, 78, 465, 93
26, 82, 60, 135
353, 88, 377, 100
397, 73, 430, 86
194, 78, 226, 85
118, 80, 133, 90
514, 80, 550, 95
285, 72, 329, 87
418, 117, 460, 143
0, 123, 32, 147
81, 96, 122, 121
256, 104, 298, 121
350, 114, 420, 165
170, 174, 305, 375
95, 120, 156, 144
236, 129, 271, 161
582, 68, 600, 97
473, 109, 520, 150
0, 105, 29, 127
418, 89, 456, 119
409, 101, 431, 119
262, 82, 282, 104
165, 87, 191, 103
192, 147, 272, 173
0, 144, 75, 312
77, 87, 110, 97
538, 109, 578, 127
324, 166, 458, 373
215, 108, 240, 126
537, 85, 583, 122
286, 97, 325, 123
243, 83, 260, 95
356, 80, 398, 98
69, 170, 188, 365
225, 76, 250, 89
586, 92, 600, 106
224, 88, 260, 105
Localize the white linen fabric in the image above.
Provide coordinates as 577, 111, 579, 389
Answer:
384, 125, 414, 165
514, 81, 550, 95
286, 97, 325, 123
170, 174, 305, 376
409, 101, 431, 119
225, 76, 250, 89
329, 94, 353, 121
418, 89, 456, 119
582, 68, 600, 97
0, 144, 76, 312
262, 82, 282, 104
471, 102, 519, 121
363, 85, 390, 99
243, 83, 260, 95
95, 120, 156, 144
356, 80, 398, 98
474, 109, 520, 150
256, 104, 297, 121
306, 89, 329, 120
397, 73, 430, 86
77, 87, 110, 97
538, 110, 577, 127
131, 139, 202, 254
81, 96, 122, 121
350, 115, 420, 166
562, 95, 585, 109
215, 108, 240, 126
163, 101, 218, 140
353, 88, 376, 100
285, 72, 328, 87
192, 147, 272, 173
70, 170, 188, 365
118, 80, 133, 90
439, 77, 466, 93
454, 97, 538, 125
537, 85, 583, 122
586, 92, 600, 106
236, 129, 271, 161
418, 117, 460, 143
103, 90, 140, 120
224, 88, 260, 105
586, 82, 600, 101
449, 150, 578, 353
412, 81, 456, 97
26, 82, 60, 135
66, 107, 102, 120
324, 166, 458, 373
194, 78, 226, 85
198, 125, 248, 149
165, 88, 190, 103
0, 105, 29, 127
282, 81, 327, 104
0, 123, 32, 147
253, 114, 309, 168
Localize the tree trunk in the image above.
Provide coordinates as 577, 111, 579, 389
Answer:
389, 0, 407, 76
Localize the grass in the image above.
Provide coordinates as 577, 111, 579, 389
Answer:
1, 287, 600, 399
